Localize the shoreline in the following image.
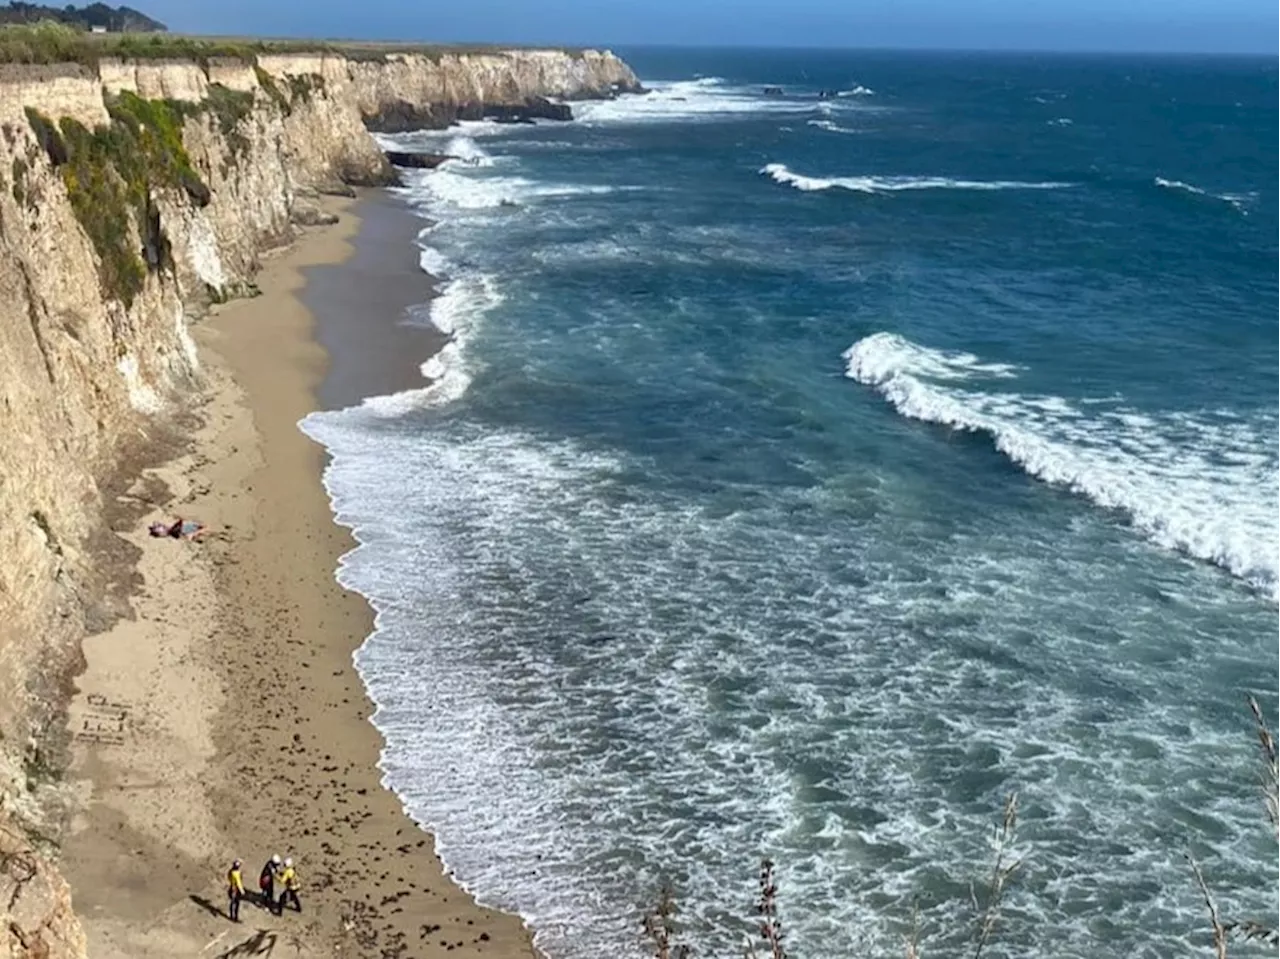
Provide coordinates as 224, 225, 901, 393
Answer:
60, 192, 537, 958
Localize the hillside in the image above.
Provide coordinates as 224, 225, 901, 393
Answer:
0, 2, 165, 31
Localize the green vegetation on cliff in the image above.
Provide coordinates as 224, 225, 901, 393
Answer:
202, 83, 254, 158
0, 21, 273, 66
24, 89, 219, 307
0, 19, 588, 66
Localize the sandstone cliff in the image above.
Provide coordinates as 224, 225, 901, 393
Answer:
0, 45, 637, 958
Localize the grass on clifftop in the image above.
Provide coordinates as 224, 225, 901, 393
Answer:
0, 20, 591, 67
25, 89, 217, 307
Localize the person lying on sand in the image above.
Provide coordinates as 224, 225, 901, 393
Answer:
148, 517, 207, 541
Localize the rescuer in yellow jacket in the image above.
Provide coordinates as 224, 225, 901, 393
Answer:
226, 859, 245, 922
277, 857, 301, 913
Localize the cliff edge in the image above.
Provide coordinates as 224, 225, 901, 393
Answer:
0, 42, 638, 959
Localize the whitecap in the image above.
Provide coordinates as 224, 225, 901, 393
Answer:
1155, 177, 1254, 214
843, 332, 1279, 598
761, 163, 1072, 194
574, 78, 813, 125
807, 119, 860, 135
441, 135, 495, 167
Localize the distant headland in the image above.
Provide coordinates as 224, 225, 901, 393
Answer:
0, 1, 166, 33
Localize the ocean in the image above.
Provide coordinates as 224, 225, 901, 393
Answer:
301, 49, 1278, 958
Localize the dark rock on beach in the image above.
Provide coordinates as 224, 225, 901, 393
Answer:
290, 202, 340, 227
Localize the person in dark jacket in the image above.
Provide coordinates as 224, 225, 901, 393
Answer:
259, 854, 282, 912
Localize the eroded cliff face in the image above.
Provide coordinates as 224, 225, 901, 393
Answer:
2, 824, 85, 959
0, 46, 636, 959
256, 47, 641, 130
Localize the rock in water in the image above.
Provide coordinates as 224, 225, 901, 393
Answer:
483, 96, 573, 123
384, 151, 459, 169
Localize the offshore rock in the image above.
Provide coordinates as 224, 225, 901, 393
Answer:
485, 96, 572, 123
384, 151, 458, 169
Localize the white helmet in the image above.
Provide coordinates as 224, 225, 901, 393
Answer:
271, 854, 281, 865
284, 857, 293, 867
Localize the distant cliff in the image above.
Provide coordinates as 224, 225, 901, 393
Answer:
0, 43, 638, 959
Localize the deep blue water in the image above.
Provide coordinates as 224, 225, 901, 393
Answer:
303, 50, 1278, 958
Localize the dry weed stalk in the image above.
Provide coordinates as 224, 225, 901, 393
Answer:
744, 859, 787, 959
1182, 696, 1280, 958
1221, 920, 1280, 947
644, 884, 691, 959
970, 792, 1021, 959
1187, 854, 1229, 959
1246, 695, 1278, 830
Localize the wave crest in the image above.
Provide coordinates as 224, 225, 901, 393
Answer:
807, 119, 859, 135
844, 332, 1278, 598
1154, 177, 1254, 214
761, 163, 1072, 194
575, 78, 814, 124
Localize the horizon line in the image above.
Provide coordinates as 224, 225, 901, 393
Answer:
159, 32, 1279, 59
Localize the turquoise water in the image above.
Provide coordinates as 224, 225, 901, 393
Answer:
303, 50, 1278, 958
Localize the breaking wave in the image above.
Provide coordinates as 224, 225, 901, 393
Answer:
575, 77, 813, 125
1154, 177, 1254, 214
440, 135, 497, 167
807, 119, 859, 135
837, 85, 876, 96
844, 332, 1279, 598
762, 163, 1072, 193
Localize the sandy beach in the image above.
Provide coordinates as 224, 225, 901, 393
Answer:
59, 192, 538, 959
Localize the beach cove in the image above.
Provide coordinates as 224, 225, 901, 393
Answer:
58, 192, 536, 958
0, 36, 1274, 959
0, 39, 641, 959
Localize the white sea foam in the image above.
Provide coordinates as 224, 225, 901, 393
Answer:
844, 332, 1279, 597
432, 268, 503, 338
836, 84, 875, 96
416, 245, 450, 281
574, 77, 812, 125
807, 118, 859, 135
301, 400, 1278, 959
762, 163, 1072, 193
441, 135, 496, 167
1155, 177, 1205, 196
1154, 177, 1254, 214
408, 166, 625, 210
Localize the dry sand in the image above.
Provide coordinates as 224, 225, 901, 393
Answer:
61, 194, 539, 959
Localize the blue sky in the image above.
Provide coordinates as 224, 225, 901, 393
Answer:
149, 0, 1276, 54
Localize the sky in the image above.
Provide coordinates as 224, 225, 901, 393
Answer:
144, 0, 1276, 55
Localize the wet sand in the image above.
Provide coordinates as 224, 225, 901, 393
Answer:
60, 193, 538, 959
306, 190, 445, 411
